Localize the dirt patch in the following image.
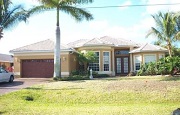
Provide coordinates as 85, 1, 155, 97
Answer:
105, 80, 180, 92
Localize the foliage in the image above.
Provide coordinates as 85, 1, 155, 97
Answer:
137, 56, 180, 76
71, 70, 109, 78
93, 74, 109, 78
58, 75, 89, 81
146, 11, 180, 57
71, 70, 88, 76
146, 62, 158, 75
77, 51, 98, 64
77, 51, 98, 73
172, 46, 180, 56
0, 0, 30, 39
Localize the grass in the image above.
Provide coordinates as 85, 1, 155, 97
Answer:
0, 76, 180, 115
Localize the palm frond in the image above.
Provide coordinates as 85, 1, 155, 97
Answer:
26, 5, 53, 18
1, 5, 23, 26
60, 5, 93, 21
146, 27, 164, 40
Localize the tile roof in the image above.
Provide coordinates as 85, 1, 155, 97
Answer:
67, 36, 139, 47
67, 39, 89, 48
10, 39, 73, 53
0, 53, 13, 62
129, 43, 168, 53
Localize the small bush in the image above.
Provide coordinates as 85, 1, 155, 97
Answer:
71, 70, 89, 76
71, 70, 79, 75
59, 75, 89, 81
93, 74, 109, 78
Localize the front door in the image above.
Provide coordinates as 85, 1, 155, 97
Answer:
116, 57, 129, 75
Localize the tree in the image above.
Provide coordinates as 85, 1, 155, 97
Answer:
32, 0, 93, 78
77, 51, 97, 70
146, 12, 180, 57
0, 0, 28, 39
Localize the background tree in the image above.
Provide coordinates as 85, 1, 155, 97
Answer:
77, 51, 97, 71
32, 0, 93, 78
0, 0, 28, 39
146, 12, 180, 57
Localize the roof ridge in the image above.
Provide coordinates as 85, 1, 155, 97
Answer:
11, 39, 53, 51
140, 43, 148, 51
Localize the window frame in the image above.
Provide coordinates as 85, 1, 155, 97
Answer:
143, 54, 156, 64
134, 55, 141, 71
89, 51, 100, 71
103, 51, 111, 72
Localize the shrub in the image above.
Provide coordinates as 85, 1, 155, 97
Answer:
71, 70, 79, 75
71, 70, 89, 76
59, 75, 89, 81
93, 74, 109, 78
137, 56, 180, 76
146, 62, 158, 75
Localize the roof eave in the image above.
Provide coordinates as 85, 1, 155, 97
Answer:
10, 49, 74, 54
129, 50, 168, 54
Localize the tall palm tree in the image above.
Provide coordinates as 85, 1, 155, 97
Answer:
0, 0, 28, 39
31, 0, 93, 78
146, 12, 180, 57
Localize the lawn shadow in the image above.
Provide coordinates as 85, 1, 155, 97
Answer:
0, 81, 24, 87
67, 80, 86, 83
160, 76, 180, 81
25, 87, 84, 91
0, 111, 7, 114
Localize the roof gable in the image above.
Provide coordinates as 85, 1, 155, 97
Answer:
129, 43, 168, 53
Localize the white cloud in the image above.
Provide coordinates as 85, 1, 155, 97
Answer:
143, 0, 180, 15
88, 20, 108, 31
119, 1, 132, 10
96, 17, 156, 43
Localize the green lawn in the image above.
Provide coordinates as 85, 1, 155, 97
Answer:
0, 76, 180, 115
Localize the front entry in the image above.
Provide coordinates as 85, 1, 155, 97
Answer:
116, 57, 129, 75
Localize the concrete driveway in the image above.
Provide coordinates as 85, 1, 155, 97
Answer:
0, 78, 51, 95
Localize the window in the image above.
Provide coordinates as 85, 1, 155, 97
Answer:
115, 50, 129, 55
134, 56, 141, 71
89, 52, 99, 71
144, 55, 156, 64
103, 52, 110, 71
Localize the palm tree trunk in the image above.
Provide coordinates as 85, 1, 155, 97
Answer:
167, 40, 172, 57
53, 6, 61, 78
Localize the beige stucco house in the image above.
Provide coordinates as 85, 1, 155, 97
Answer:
0, 53, 13, 69
10, 36, 168, 78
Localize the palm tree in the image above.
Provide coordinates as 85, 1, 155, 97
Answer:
31, 0, 93, 78
0, 0, 28, 39
146, 12, 180, 57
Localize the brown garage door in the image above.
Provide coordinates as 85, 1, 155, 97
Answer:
22, 59, 54, 78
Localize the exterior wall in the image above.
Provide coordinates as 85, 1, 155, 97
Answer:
68, 53, 78, 74
76, 46, 114, 76
0, 62, 12, 69
13, 52, 71, 77
132, 52, 166, 72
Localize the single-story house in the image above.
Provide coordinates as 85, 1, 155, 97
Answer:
10, 36, 168, 78
0, 53, 13, 69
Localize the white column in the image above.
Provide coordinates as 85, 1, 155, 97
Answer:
112, 48, 115, 76
130, 47, 134, 72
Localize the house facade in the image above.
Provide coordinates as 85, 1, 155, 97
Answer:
0, 53, 13, 70
10, 36, 168, 78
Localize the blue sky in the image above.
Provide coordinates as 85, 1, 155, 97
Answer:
0, 0, 180, 54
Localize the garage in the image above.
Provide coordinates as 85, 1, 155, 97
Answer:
22, 59, 54, 78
